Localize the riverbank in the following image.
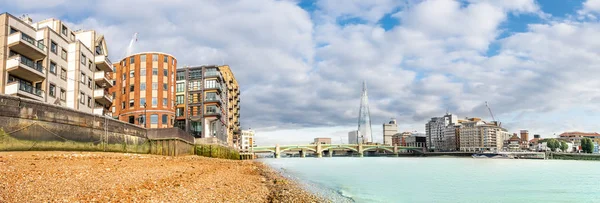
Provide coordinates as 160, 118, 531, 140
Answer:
0, 151, 323, 202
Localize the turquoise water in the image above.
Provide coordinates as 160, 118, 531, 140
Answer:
262, 157, 600, 203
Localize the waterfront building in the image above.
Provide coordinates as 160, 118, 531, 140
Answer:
383, 118, 398, 145
313, 138, 331, 145
558, 132, 600, 145
425, 113, 458, 151
391, 132, 412, 146
174, 65, 240, 146
507, 134, 521, 151
357, 81, 372, 144
1, 13, 113, 116
457, 117, 510, 152
520, 130, 530, 149
109, 52, 176, 128
404, 135, 427, 148
348, 130, 359, 144
240, 129, 255, 151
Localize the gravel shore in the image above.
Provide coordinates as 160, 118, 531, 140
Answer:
0, 151, 324, 202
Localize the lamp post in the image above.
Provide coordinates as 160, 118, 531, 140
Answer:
143, 102, 147, 128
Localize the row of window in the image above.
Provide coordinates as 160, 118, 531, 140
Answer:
48, 61, 68, 80
121, 97, 169, 109
122, 68, 169, 79
125, 54, 175, 65
79, 91, 93, 108
127, 114, 170, 125
48, 83, 66, 101
121, 82, 169, 94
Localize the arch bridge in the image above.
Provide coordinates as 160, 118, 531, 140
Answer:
251, 143, 425, 158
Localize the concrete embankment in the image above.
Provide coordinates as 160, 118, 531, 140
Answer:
0, 151, 323, 202
0, 95, 194, 156
548, 152, 600, 161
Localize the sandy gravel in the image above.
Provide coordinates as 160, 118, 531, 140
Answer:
0, 151, 323, 203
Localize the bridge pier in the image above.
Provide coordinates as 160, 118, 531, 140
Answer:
275, 144, 280, 158
328, 150, 333, 157
316, 143, 323, 158
300, 149, 306, 158
358, 143, 364, 157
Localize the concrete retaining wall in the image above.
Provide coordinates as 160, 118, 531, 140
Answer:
0, 95, 195, 156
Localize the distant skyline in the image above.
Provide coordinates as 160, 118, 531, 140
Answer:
5, 0, 600, 145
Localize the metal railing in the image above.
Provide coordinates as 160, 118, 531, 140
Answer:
10, 81, 44, 97
204, 71, 221, 78
18, 32, 47, 52
14, 55, 44, 73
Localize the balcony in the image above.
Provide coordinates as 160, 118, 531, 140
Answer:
94, 70, 113, 87
93, 106, 107, 115
93, 89, 113, 105
204, 109, 222, 117
94, 55, 113, 72
5, 55, 46, 82
4, 81, 45, 101
204, 96, 222, 105
204, 83, 222, 92
204, 71, 222, 80
7, 31, 46, 60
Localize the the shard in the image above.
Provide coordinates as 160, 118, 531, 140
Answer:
357, 81, 372, 144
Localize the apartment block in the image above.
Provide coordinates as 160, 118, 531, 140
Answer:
174, 65, 240, 147
110, 52, 177, 128
1, 13, 113, 116
425, 113, 458, 151
241, 129, 255, 151
457, 118, 510, 152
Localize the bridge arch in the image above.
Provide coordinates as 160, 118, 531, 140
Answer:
362, 146, 394, 153
280, 146, 317, 153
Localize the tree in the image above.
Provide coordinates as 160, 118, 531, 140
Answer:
547, 139, 559, 152
559, 141, 568, 152
581, 138, 595, 153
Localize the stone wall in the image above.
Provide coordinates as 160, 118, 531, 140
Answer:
0, 95, 195, 156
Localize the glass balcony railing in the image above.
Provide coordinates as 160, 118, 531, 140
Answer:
13, 81, 44, 97
205, 96, 221, 102
16, 55, 45, 73
19, 32, 47, 52
205, 83, 222, 90
204, 71, 221, 78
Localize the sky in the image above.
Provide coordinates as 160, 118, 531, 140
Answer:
4, 0, 600, 145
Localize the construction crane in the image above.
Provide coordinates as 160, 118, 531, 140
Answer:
125, 32, 138, 57
485, 101, 500, 127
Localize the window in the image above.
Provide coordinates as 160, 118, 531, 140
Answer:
70, 33, 75, 41
176, 71, 185, 80
190, 70, 202, 79
60, 88, 66, 101
152, 97, 157, 106
140, 68, 146, 76
88, 60, 92, 70
163, 98, 167, 106
87, 96, 92, 107
172, 59, 175, 65
140, 82, 146, 91
122, 87, 126, 94
163, 56, 168, 63
128, 116, 135, 124
176, 95, 184, 104
163, 83, 167, 90
151, 114, 158, 124
130, 84, 134, 92
163, 69, 167, 77
61, 24, 68, 35
79, 92, 85, 104
81, 73, 86, 84
152, 68, 158, 75
205, 80, 217, 88
130, 56, 135, 64
49, 84, 56, 97
122, 73, 126, 80
140, 55, 146, 62
176, 107, 184, 116
206, 106, 218, 114
112, 106, 115, 113
152, 54, 158, 61
9, 27, 17, 34
140, 98, 146, 107
188, 81, 201, 91
112, 92, 116, 99
162, 114, 167, 124
176, 83, 185, 92
130, 70, 135, 78
60, 68, 67, 80
95, 46, 103, 55
205, 92, 217, 101
81, 54, 87, 65
139, 114, 146, 126
50, 62, 57, 74
88, 77, 92, 89
61, 49, 67, 60
129, 99, 134, 107
121, 102, 126, 109
50, 41, 57, 54
152, 82, 158, 90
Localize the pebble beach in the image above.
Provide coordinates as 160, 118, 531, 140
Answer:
0, 152, 324, 202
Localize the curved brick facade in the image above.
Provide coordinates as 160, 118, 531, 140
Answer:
110, 52, 177, 128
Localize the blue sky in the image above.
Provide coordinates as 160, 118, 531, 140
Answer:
4, 0, 600, 145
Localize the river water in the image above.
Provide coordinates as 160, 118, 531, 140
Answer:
262, 157, 600, 203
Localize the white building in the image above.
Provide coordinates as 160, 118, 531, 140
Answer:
425, 113, 458, 151
240, 129, 255, 150
348, 130, 359, 144
1, 13, 113, 116
383, 118, 398, 145
458, 118, 510, 152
